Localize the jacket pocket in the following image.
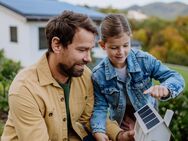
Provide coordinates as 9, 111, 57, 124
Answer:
131, 77, 151, 91
130, 77, 152, 103
102, 87, 120, 109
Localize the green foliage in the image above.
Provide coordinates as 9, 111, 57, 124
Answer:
167, 50, 188, 66
132, 16, 188, 66
159, 64, 188, 140
175, 16, 188, 43
0, 49, 21, 113
0, 120, 4, 137
159, 91, 188, 141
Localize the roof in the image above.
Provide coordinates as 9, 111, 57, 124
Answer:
0, 0, 105, 21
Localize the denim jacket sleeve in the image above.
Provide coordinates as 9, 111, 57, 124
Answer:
90, 76, 108, 133
147, 53, 185, 100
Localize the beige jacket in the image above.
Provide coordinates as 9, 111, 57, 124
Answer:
1, 54, 121, 141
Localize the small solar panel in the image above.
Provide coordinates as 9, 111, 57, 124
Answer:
136, 104, 161, 130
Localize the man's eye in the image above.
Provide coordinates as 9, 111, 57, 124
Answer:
78, 49, 85, 52
123, 45, 129, 47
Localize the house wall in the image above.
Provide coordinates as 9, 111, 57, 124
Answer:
26, 22, 47, 66
147, 124, 171, 141
0, 6, 47, 66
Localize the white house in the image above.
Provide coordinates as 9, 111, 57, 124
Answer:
134, 104, 174, 141
127, 10, 148, 21
0, 0, 105, 67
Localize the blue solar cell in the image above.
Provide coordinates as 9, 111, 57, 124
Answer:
146, 117, 160, 129
143, 113, 156, 123
138, 105, 149, 115
139, 108, 152, 119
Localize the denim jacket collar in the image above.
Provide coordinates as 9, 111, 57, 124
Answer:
127, 49, 142, 73
104, 58, 117, 80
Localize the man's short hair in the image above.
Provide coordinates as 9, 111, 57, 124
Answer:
45, 10, 98, 52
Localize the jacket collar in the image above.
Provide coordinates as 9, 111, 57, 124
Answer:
36, 53, 60, 87
127, 49, 142, 73
104, 58, 118, 81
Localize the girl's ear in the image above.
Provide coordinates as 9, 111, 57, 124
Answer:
98, 40, 106, 50
51, 37, 62, 53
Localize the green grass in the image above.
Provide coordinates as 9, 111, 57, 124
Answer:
166, 64, 188, 92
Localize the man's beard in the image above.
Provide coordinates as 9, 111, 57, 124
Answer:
57, 63, 85, 77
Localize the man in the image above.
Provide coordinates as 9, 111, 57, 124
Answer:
1, 11, 97, 141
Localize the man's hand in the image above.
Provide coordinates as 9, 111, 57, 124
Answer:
93, 132, 111, 141
117, 130, 135, 141
144, 85, 170, 99
120, 116, 135, 131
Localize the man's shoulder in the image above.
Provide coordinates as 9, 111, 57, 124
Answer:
16, 64, 37, 81
9, 64, 38, 94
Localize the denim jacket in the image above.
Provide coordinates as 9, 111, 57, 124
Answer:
90, 48, 185, 133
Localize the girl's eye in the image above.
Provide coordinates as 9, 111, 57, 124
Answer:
110, 46, 118, 49
111, 47, 117, 50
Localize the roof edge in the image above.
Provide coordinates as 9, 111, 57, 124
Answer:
0, 1, 25, 17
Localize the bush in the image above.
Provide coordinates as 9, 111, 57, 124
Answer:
159, 91, 188, 141
0, 49, 22, 113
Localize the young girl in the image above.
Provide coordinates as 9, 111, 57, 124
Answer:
90, 14, 185, 141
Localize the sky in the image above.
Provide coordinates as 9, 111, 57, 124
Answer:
60, 0, 188, 9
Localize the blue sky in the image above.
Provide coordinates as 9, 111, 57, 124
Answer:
60, 0, 188, 9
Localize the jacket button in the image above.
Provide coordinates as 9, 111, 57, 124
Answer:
63, 138, 67, 141
60, 97, 64, 102
63, 118, 66, 122
48, 112, 53, 117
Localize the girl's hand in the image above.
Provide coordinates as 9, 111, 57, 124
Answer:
144, 85, 170, 99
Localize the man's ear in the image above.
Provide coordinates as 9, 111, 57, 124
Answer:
51, 37, 62, 53
98, 40, 106, 50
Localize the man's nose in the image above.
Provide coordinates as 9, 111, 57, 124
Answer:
83, 52, 92, 64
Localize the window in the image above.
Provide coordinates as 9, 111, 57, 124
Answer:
39, 27, 48, 50
10, 26, 18, 42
